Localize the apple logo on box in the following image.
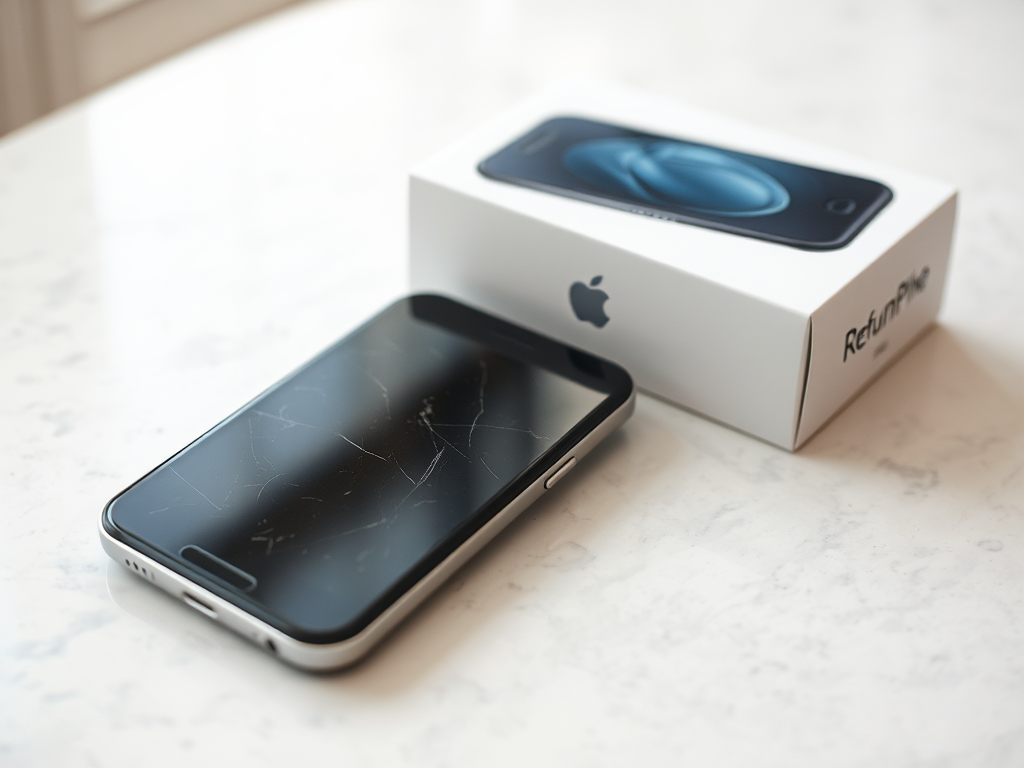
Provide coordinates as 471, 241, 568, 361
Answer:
570, 275, 610, 328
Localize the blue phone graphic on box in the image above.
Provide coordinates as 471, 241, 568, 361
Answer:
479, 116, 892, 250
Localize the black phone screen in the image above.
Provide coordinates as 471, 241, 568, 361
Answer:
103, 296, 631, 644
478, 117, 893, 250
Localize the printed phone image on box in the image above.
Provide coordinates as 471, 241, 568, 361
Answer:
479, 116, 893, 251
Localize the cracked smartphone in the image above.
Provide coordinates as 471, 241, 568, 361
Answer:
479, 116, 893, 250
99, 295, 635, 670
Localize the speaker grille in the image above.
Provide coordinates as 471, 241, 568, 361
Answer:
125, 558, 156, 582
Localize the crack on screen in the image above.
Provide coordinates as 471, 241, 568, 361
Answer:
416, 398, 469, 461
147, 499, 197, 515
252, 408, 388, 463
248, 417, 276, 472
169, 467, 222, 511
353, 365, 391, 419
391, 454, 416, 485
395, 447, 446, 514
256, 472, 287, 504
251, 527, 297, 555
468, 360, 486, 447
479, 457, 499, 480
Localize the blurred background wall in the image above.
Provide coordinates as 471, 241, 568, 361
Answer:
0, 0, 304, 137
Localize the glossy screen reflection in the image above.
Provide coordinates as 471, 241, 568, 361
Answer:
107, 299, 606, 640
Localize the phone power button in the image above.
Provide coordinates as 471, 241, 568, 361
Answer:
544, 456, 577, 489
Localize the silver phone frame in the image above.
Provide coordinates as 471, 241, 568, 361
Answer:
99, 386, 635, 671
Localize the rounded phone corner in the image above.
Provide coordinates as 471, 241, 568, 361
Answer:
476, 159, 503, 181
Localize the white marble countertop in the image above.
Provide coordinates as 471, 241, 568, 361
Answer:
2, 0, 1023, 765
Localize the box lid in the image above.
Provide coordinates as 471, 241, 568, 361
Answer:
412, 78, 956, 318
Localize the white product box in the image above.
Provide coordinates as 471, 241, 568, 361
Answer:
409, 81, 956, 450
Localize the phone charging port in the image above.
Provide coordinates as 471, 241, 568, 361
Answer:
182, 592, 217, 619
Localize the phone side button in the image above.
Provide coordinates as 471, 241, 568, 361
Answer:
544, 456, 577, 490
182, 592, 218, 620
